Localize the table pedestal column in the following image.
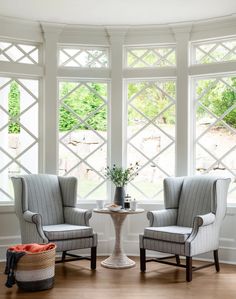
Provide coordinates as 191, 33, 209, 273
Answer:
101, 213, 136, 269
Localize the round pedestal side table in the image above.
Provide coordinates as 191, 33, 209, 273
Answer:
93, 208, 145, 269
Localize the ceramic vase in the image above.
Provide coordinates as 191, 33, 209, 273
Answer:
114, 186, 125, 208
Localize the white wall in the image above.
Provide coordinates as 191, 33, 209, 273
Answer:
1, 204, 236, 263
0, 15, 236, 263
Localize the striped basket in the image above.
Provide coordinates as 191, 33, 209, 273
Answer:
15, 244, 56, 291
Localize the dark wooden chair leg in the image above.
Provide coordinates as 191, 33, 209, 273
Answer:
186, 256, 192, 282
140, 248, 146, 272
62, 251, 66, 262
91, 247, 97, 270
214, 250, 220, 272
175, 254, 180, 265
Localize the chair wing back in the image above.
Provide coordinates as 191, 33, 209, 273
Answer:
12, 176, 25, 223
164, 177, 184, 209
12, 174, 64, 225
177, 176, 220, 227
58, 176, 77, 207
215, 178, 231, 221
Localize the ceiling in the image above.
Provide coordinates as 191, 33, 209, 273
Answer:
0, 0, 236, 26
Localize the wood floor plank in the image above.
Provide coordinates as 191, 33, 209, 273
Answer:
1, 257, 236, 299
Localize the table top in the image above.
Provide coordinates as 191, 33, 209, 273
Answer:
93, 208, 145, 215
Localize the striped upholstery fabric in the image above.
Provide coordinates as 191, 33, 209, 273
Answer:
11, 174, 97, 253
43, 224, 93, 240
144, 226, 192, 243
147, 209, 178, 227
58, 176, 77, 207
18, 218, 48, 244
142, 235, 187, 256
21, 174, 64, 225
164, 177, 184, 209
55, 235, 97, 252
186, 224, 218, 256
140, 176, 230, 258
64, 207, 91, 226
177, 176, 217, 227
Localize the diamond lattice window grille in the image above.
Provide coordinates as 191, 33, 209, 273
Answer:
0, 78, 39, 201
58, 81, 108, 200
125, 45, 176, 68
191, 38, 236, 65
127, 80, 176, 201
58, 46, 109, 68
0, 41, 39, 64
194, 76, 236, 202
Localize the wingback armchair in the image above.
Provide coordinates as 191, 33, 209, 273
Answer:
140, 176, 230, 281
11, 174, 97, 269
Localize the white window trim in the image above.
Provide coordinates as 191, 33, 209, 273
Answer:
0, 18, 236, 208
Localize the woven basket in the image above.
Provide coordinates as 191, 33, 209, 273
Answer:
15, 244, 56, 291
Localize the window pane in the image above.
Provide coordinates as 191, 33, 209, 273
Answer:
127, 80, 176, 201
0, 78, 39, 201
126, 46, 176, 68
58, 46, 109, 68
58, 81, 108, 200
192, 38, 236, 64
0, 41, 39, 64
194, 76, 236, 202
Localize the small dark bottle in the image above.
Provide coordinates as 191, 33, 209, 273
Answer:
124, 194, 131, 209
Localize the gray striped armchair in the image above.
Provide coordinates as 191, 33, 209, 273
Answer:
11, 174, 97, 269
140, 176, 230, 281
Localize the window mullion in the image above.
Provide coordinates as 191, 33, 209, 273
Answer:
174, 29, 191, 176
41, 24, 63, 174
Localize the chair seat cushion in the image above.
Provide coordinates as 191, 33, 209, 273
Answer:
43, 224, 93, 241
144, 226, 192, 243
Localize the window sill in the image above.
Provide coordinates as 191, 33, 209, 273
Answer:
0, 204, 15, 213
1, 202, 236, 215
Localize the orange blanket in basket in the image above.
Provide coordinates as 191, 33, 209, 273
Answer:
8, 243, 56, 253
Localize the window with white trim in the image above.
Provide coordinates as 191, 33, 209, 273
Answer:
58, 45, 109, 68
0, 41, 39, 64
58, 80, 109, 200
191, 38, 236, 65
0, 77, 39, 201
126, 79, 176, 201
193, 75, 236, 202
125, 45, 176, 68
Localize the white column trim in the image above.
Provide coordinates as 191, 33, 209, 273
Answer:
172, 26, 192, 176
107, 28, 128, 168
106, 28, 128, 199
41, 23, 64, 174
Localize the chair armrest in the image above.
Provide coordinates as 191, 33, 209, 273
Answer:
23, 210, 41, 224
147, 209, 178, 227
193, 212, 215, 228
23, 211, 48, 243
186, 212, 216, 244
64, 207, 92, 226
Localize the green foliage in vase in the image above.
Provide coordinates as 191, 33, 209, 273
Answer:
105, 163, 139, 187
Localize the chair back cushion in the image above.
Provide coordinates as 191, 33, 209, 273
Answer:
22, 174, 64, 225
177, 176, 217, 227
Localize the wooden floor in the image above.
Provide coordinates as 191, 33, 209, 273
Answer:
1, 257, 236, 299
